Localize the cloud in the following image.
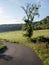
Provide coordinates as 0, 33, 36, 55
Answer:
0, 5, 17, 24
0, 14, 23, 24
0, 6, 4, 14
0, 4, 23, 25
0, 15, 17, 24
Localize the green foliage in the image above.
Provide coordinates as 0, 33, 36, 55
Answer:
33, 16, 49, 30
32, 36, 49, 43
0, 44, 5, 49
0, 43, 6, 53
24, 19, 33, 37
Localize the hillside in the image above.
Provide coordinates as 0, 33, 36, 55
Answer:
0, 24, 22, 32
33, 16, 49, 30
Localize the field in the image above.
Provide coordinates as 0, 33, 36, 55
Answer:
0, 29, 49, 65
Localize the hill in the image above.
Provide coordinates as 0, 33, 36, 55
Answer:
0, 24, 22, 32
33, 16, 49, 30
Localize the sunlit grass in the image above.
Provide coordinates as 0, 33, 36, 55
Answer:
33, 29, 49, 38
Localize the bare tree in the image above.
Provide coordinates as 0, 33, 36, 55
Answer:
22, 3, 40, 38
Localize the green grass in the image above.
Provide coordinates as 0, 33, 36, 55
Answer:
0, 29, 49, 65
0, 43, 5, 50
33, 29, 49, 38
32, 43, 49, 65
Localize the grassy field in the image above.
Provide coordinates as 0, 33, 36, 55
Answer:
33, 29, 49, 38
0, 29, 49, 65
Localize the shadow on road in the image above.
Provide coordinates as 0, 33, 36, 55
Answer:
0, 46, 8, 53
0, 46, 13, 61
0, 54, 13, 61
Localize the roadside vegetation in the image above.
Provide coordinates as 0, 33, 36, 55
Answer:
0, 44, 4, 49
0, 29, 49, 65
0, 43, 6, 53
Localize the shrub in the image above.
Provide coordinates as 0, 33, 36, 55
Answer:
31, 38, 37, 43
36, 36, 46, 42
32, 36, 49, 43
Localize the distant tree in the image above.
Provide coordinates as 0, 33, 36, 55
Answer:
22, 3, 40, 38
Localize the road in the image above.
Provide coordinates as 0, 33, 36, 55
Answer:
0, 42, 43, 65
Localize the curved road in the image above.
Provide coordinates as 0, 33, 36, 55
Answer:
0, 42, 43, 65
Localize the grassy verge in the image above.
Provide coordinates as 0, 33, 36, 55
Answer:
0, 29, 49, 65
0, 43, 6, 53
32, 43, 49, 65
0, 44, 5, 49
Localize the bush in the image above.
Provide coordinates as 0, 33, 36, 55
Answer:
31, 38, 37, 43
0, 44, 7, 53
36, 36, 46, 42
32, 36, 49, 43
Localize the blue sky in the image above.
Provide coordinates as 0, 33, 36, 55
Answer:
0, 0, 49, 24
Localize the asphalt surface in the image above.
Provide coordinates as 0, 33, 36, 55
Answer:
0, 42, 43, 65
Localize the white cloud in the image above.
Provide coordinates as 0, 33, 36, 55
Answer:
0, 15, 17, 24
0, 6, 4, 14
0, 5, 17, 24
0, 14, 24, 25
0, 5, 23, 25
0, 7, 16, 24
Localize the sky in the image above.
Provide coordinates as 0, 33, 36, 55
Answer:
0, 0, 49, 24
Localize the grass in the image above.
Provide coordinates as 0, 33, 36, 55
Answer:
33, 29, 49, 38
32, 43, 49, 65
0, 29, 49, 65
0, 43, 5, 50
0, 43, 6, 53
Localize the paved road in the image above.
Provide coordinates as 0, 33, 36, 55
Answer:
0, 42, 43, 65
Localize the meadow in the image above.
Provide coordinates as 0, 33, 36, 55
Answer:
0, 29, 49, 65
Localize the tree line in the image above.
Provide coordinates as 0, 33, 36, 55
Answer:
33, 16, 49, 30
